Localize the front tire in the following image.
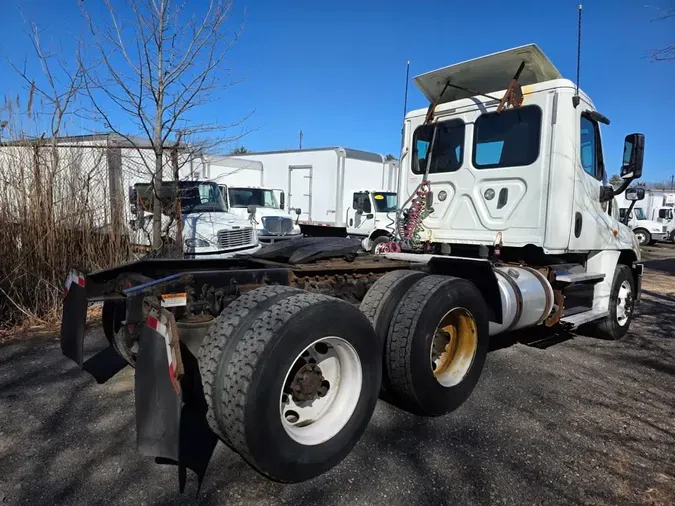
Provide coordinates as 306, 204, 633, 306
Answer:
633, 228, 650, 246
586, 264, 636, 340
385, 275, 490, 416
213, 292, 381, 483
370, 235, 391, 253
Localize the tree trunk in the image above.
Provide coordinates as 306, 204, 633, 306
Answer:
171, 148, 184, 250
152, 150, 163, 249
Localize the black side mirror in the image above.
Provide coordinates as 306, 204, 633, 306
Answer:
295, 208, 302, 216
247, 204, 257, 215
280, 192, 285, 210
366, 213, 374, 219
620, 133, 644, 180
625, 187, 645, 201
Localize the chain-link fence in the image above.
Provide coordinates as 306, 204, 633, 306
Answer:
0, 133, 193, 327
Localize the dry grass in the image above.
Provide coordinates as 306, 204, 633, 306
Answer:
0, 137, 132, 328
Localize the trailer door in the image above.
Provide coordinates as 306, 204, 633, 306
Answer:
289, 165, 312, 223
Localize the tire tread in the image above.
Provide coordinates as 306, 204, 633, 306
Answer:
197, 286, 302, 442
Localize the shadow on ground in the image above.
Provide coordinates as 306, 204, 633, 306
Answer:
0, 274, 673, 505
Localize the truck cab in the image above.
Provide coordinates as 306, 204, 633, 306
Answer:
347, 190, 398, 251
130, 180, 261, 257
218, 185, 302, 243
618, 206, 668, 245
389, 44, 645, 327
650, 206, 674, 242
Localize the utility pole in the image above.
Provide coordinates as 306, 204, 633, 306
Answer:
671, 175, 674, 191
299, 130, 303, 150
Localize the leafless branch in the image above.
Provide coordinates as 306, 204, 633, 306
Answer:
647, 4, 674, 61
79, 0, 248, 248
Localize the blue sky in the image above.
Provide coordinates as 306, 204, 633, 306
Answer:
0, 0, 673, 181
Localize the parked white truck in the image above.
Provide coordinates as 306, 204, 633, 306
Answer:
193, 156, 303, 243
130, 180, 261, 257
201, 149, 400, 252
60, 44, 646, 488
615, 192, 669, 245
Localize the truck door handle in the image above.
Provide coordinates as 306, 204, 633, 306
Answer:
497, 188, 508, 209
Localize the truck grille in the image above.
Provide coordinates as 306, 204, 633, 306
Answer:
217, 228, 254, 249
663, 225, 668, 233
262, 216, 294, 235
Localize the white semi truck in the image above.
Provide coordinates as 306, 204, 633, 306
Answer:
205, 149, 401, 252
59, 44, 646, 487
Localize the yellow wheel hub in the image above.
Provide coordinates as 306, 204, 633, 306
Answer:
431, 308, 478, 387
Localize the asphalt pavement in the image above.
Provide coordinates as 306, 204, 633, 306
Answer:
0, 251, 673, 505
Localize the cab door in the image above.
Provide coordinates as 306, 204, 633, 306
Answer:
567, 103, 616, 251
346, 191, 374, 235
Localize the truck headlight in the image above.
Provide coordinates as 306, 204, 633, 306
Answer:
185, 238, 210, 248
650, 228, 661, 233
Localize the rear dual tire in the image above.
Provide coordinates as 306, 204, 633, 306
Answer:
198, 288, 381, 483
362, 272, 490, 416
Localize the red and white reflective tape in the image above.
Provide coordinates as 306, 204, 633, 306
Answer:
63, 270, 85, 297
146, 310, 180, 395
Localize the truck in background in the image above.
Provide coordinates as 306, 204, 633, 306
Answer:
130, 180, 261, 257
640, 190, 675, 242
615, 191, 670, 245
196, 149, 400, 252
190, 156, 303, 243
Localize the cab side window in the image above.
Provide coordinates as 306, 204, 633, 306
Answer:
352, 192, 371, 213
580, 115, 604, 181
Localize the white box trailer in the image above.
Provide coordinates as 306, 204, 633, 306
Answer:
200, 148, 400, 251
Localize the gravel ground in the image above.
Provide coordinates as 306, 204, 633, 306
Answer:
0, 251, 673, 505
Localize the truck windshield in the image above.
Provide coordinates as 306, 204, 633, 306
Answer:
372, 192, 397, 212
229, 188, 279, 209
634, 208, 646, 220
135, 181, 228, 214
178, 182, 228, 213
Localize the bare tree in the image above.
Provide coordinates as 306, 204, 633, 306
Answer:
79, 0, 247, 248
649, 4, 674, 61
8, 19, 85, 220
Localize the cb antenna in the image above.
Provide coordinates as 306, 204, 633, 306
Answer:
399, 60, 410, 152
573, 4, 583, 108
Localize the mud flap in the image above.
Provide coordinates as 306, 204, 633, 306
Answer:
135, 309, 183, 462
60, 271, 88, 367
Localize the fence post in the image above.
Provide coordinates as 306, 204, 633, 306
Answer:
107, 144, 124, 248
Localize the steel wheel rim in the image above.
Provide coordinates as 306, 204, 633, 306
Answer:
279, 336, 362, 446
430, 307, 478, 387
636, 232, 647, 244
616, 280, 633, 326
